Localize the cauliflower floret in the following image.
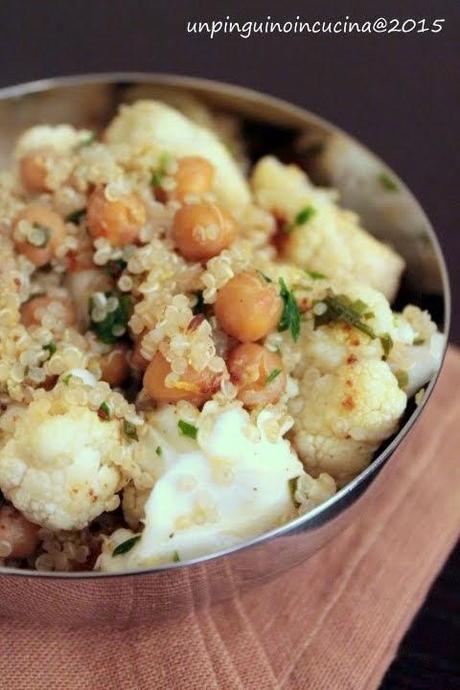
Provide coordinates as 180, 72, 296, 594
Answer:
251, 156, 404, 301
14, 124, 93, 158
105, 100, 251, 210
387, 306, 445, 397
98, 402, 304, 570
0, 390, 130, 530
290, 359, 407, 485
295, 473, 336, 515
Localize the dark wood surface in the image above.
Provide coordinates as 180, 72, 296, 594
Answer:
0, 1, 458, 686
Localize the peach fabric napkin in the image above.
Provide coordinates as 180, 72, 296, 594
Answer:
2, 348, 460, 690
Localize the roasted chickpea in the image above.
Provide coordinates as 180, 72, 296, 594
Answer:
214, 272, 283, 342
21, 296, 76, 329
19, 146, 55, 193
227, 343, 286, 409
171, 156, 214, 201
0, 505, 40, 559
173, 202, 238, 262
143, 351, 220, 405
100, 346, 130, 387
87, 186, 146, 247
14, 203, 66, 267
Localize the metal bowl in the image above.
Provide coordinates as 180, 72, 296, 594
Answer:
0, 74, 450, 627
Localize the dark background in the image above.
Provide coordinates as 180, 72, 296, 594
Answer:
0, 1, 458, 686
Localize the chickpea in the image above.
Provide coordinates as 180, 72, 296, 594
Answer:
21, 296, 76, 328
0, 505, 40, 559
227, 343, 286, 409
170, 156, 214, 201
173, 202, 238, 262
214, 272, 283, 342
19, 146, 55, 193
100, 346, 130, 387
130, 335, 149, 373
143, 351, 220, 405
87, 186, 146, 247
14, 203, 66, 267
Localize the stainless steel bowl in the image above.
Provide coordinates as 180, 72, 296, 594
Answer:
0, 74, 450, 627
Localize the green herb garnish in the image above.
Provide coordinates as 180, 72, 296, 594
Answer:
65, 208, 86, 224
378, 172, 399, 192
43, 341, 57, 358
285, 205, 316, 233
151, 154, 169, 188
62, 373, 73, 385
414, 337, 425, 346
380, 333, 394, 359
178, 420, 198, 439
305, 269, 327, 280
395, 370, 409, 389
278, 278, 301, 342
98, 401, 111, 421
313, 293, 376, 339
78, 132, 96, 148
123, 420, 138, 442
173, 550, 181, 562
112, 536, 140, 557
257, 270, 273, 283
192, 291, 205, 315
265, 368, 282, 385
89, 292, 132, 345
155, 446, 162, 456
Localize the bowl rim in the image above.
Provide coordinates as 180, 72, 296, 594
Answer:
0, 72, 451, 579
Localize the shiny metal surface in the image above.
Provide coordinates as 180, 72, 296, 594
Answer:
0, 74, 450, 626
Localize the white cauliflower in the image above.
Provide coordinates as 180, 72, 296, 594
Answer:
105, 100, 251, 210
14, 124, 94, 158
290, 359, 407, 485
98, 402, 305, 571
0, 387, 131, 530
295, 473, 336, 514
251, 156, 405, 301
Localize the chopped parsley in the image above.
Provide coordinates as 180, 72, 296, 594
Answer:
305, 269, 327, 280
98, 401, 111, 421
278, 278, 301, 342
257, 270, 273, 283
178, 419, 198, 439
265, 368, 282, 386
123, 420, 138, 442
43, 341, 57, 358
313, 293, 376, 339
112, 536, 140, 557
395, 370, 409, 389
173, 550, 181, 562
78, 132, 96, 148
378, 172, 399, 192
105, 259, 127, 279
62, 373, 73, 385
65, 208, 86, 224
285, 205, 316, 233
380, 333, 394, 359
89, 292, 132, 345
151, 153, 169, 188
192, 291, 205, 315
155, 446, 162, 456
